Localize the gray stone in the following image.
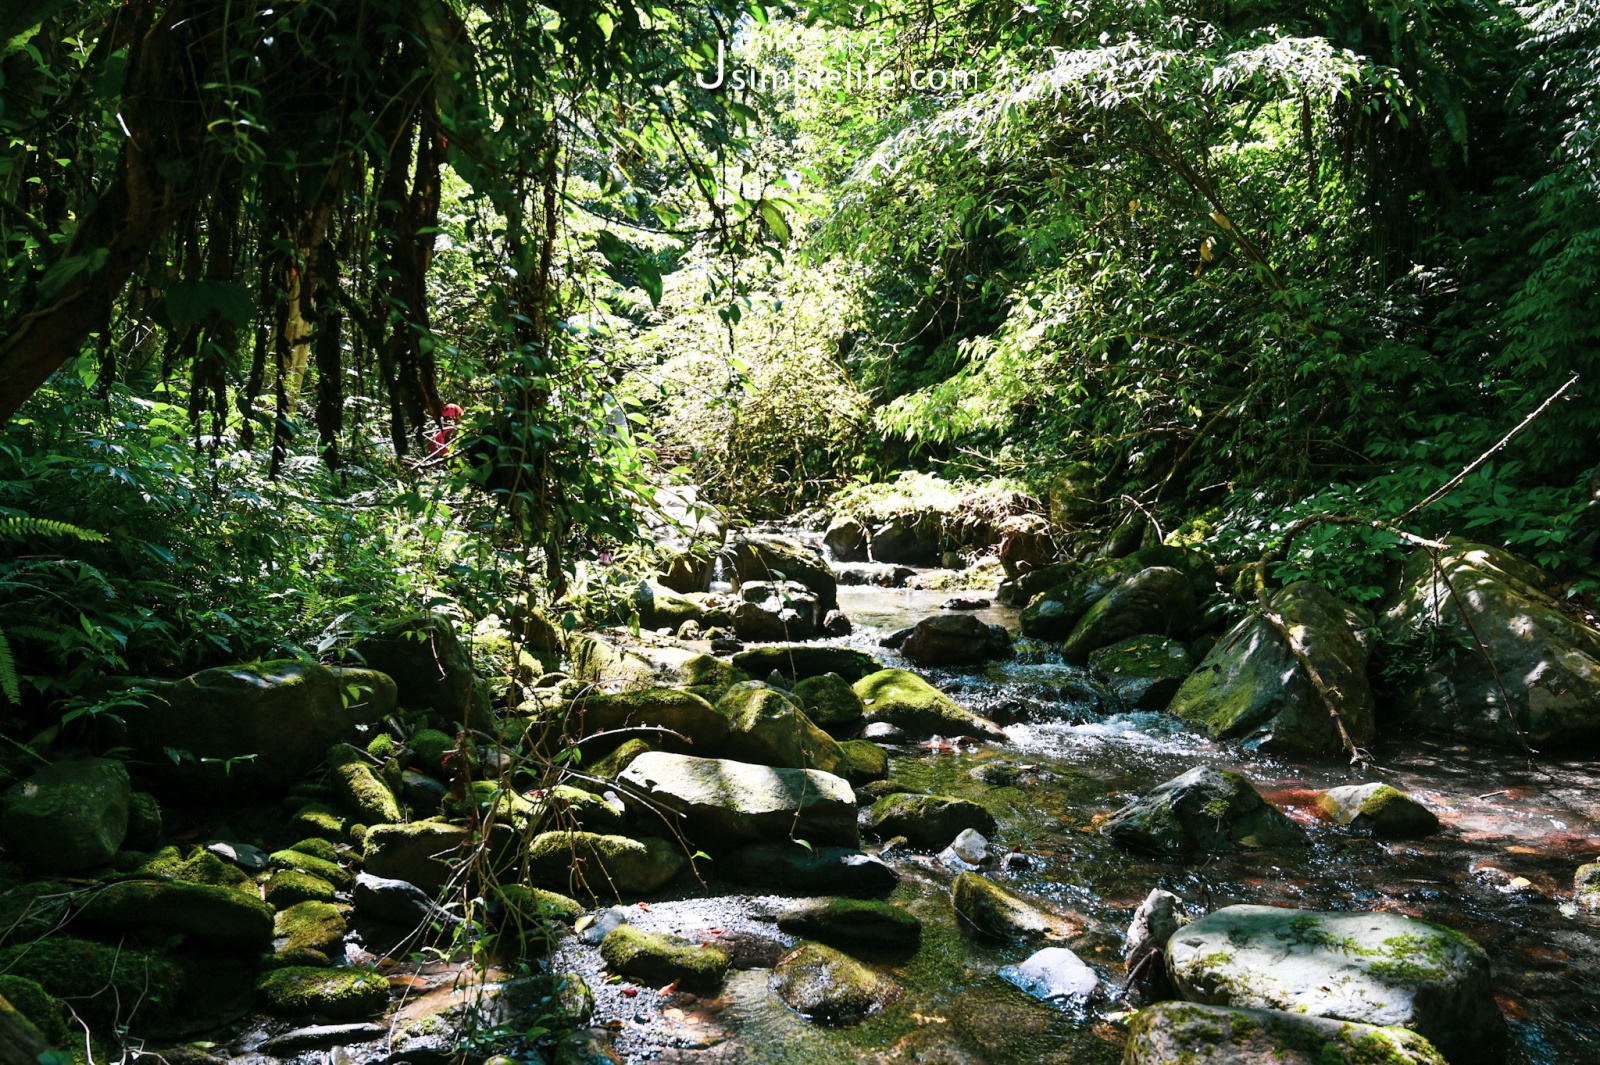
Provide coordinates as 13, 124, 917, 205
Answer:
724, 534, 839, 613
900, 613, 1011, 667
259, 1023, 388, 1054
865, 792, 995, 850
618, 752, 858, 849
998, 947, 1098, 1008
823, 518, 869, 563
362, 822, 470, 893
205, 840, 270, 872
1101, 765, 1306, 857
718, 842, 897, 896
1124, 887, 1186, 969
869, 512, 941, 566
1316, 783, 1439, 839
1124, 1001, 1448, 1065
731, 581, 819, 642
1060, 566, 1199, 664
1, 758, 129, 872
353, 872, 453, 927
567, 633, 655, 689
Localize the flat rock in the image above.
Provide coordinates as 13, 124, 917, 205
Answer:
1165, 904, 1505, 1065
1125, 1001, 1447, 1065
618, 752, 858, 849
951, 872, 1079, 942
732, 645, 882, 682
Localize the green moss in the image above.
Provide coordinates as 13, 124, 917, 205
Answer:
78, 879, 276, 947
287, 837, 339, 862
581, 738, 657, 784
137, 845, 252, 893
0, 937, 181, 1027
273, 900, 347, 963
0, 880, 75, 942
409, 728, 456, 773
290, 802, 349, 842
0, 974, 68, 1043
836, 740, 889, 786
255, 966, 389, 1020
598, 925, 730, 989
494, 883, 584, 924
264, 869, 336, 907
367, 733, 401, 761
793, 673, 868, 730
269, 848, 352, 888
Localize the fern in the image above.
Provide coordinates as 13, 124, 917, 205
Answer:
0, 629, 18, 705
0, 516, 109, 543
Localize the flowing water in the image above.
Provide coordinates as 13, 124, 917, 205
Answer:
549, 585, 1600, 1065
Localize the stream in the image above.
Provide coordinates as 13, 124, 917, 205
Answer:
546, 584, 1600, 1065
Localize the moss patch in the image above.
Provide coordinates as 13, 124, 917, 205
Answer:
269, 848, 352, 888
256, 966, 389, 1020
0, 974, 68, 1043
599, 925, 730, 989
273, 900, 347, 963
0, 937, 181, 1027
264, 869, 336, 908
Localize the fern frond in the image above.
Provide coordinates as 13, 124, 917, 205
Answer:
0, 629, 20, 705
0, 516, 108, 543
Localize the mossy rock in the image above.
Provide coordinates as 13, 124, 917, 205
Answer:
409, 729, 456, 774
288, 836, 340, 862
125, 792, 163, 851
852, 669, 1000, 740
354, 614, 475, 721
1100, 765, 1306, 857
525, 831, 686, 898
776, 898, 921, 952
327, 744, 404, 825
1316, 783, 1439, 839
0, 974, 68, 1044
865, 793, 995, 850
793, 673, 868, 732
1125, 1001, 1448, 1065
680, 655, 750, 704
290, 802, 350, 843
576, 739, 658, 789
0, 879, 73, 944
836, 740, 888, 787
269, 848, 352, 889
731, 645, 882, 683
1087, 635, 1194, 713
137, 845, 252, 893
0, 757, 130, 873
770, 942, 900, 1026
599, 925, 730, 989
493, 883, 584, 927
273, 900, 347, 963
78, 879, 275, 947
568, 633, 656, 689
1577, 862, 1600, 912
256, 966, 389, 1020
951, 872, 1079, 943
367, 733, 402, 761
0, 936, 181, 1026
566, 688, 729, 752
362, 821, 470, 894
264, 869, 337, 908
715, 682, 846, 774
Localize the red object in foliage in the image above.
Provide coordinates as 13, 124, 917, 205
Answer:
429, 404, 464, 458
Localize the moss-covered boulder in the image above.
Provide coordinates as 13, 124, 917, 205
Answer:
1576, 862, 1600, 912
1059, 566, 1199, 664
1, 758, 130, 872
125, 791, 163, 851
256, 966, 389, 1020
568, 633, 656, 689
793, 673, 867, 732
1019, 555, 1146, 641
273, 900, 347, 963
1087, 635, 1193, 713
776, 898, 921, 952
1125, 1001, 1448, 1065
631, 580, 706, 632
327, 744, 403, 825
599, 925, 730, 989
1380, 539, 1600, 747
354, 614, 475, 721
951, 873, 1079, 943
1316, 783, 1439, 839
619, 752, 859, 849
836, 740, 888, 786
770, 942, 900, 1026
0, 974, 67, 1044
290, 801, 350, 843
408, 728, 456, 774
363, 821, 469, 893
270, 847, 352, 888
78, 879, 274, 947
264, 869, 337, 908
715, 683, 847, 774
719, 842, 898, 896
1165, 905, 1505, 1065
852, 669, 1002, 740
865, 793, 994, 850
1168, 581, 1375, 755
732, 646, 882, 683
0, 937, 180, 1026
526, 831, 686, 898
137, 844, 253, 891
576, 739, 657, 789
1101, 765, 1306, 857
112, 660, 385, 795
567, 688, 728, 752
724, 534, 839, 613
680, 654, 750, 704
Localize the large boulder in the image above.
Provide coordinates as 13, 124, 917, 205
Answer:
717, 842, 897, 895
618, 752, 859, 849
1380, 540, 1600, 747
568, 633, 656, 689
354, 615, 474, 720
111, 662, 385, 795
679, 654, 749, 703
732, 645, 882, 682
868, 513, 941, 565
1101, 765, 1306, 857
525, 831, 686, 897
865, 793, 995, 850
1060, 567, 1198, 663
724, 535, 838, 613
792, 673, 867, 732
714, 684, 846, 774
630, 581, 704, 632
1125, 1001, 1448, 1065
1165, 905, 1505, 1065
566, 688, 729, 752
731, 581, 819, 642
78, 879, 275, 947
1168, 581, 1375, 755
1, 758, 129, 872
599, 926, 729, 989
1020, 547, 1215, 641
852, 669, 1003, 740
899, 614, 1011, 667
362, 822, 470, 893
771, 943, 901, 1025
823, 518, 870, 563
1088, 636, 1193, 712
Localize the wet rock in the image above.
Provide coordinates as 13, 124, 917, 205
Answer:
732, 645, 883, 683
1166, 904, 1505, 1065
1380, 540, 1600, 747
568, 633, 655, 689
353, 871, 441, 926
865, 792, 995, 850
78, 879, 274, 947
566, 687, 729, 751
900, 613, 1012, 667
265, 869, 336, 908
1124, 888, 1186, 970
776, 898, 921, 952
853, 668, 1003, 740
731, 580, 819, 641
205, 839, 269, 872
1125, 1001, 1448, 1065
402, 770, 447, 812
1060, 566, 1199, 663
258, 1023, 387, 1054
1316, 782, 1439, 839
869, 512, 941, 566
1, 758, 129, 872
618, 752, 859, 848
824, 517, 870, 563
1575, 862, 1600, 911
362, 821, 470, 893
861, 720, 905, 742
1101, 765, 1307, 857
822, 610, 854, 637
578, 906, 629, 945
836, 739, 889, 786
551, 1027, 621, 1065
878, 626, 913, 649
1020, 547, 1215, 641
679, 654, 750, 703
951, 872, 1080, 942
255, 967, 389, 1020
326, 744, 403, 825
273, 900, 347, 963
1088, 635, 1193, 713
836, 562, 917, 587
599, 925, 730, 988
998, 560, 1080, 609
998, 946, 1098, 1008
943, 595, 992, 610
354, 614, 474, 719
525, 830, 687, 897
942, 827, 989, 867
718, 842, 897, 895
1168, 581, 1375, 755
793, 672, 868, 733
771, 942, 901, 1025
714, 683, 847, 774
724, 534, 839, 613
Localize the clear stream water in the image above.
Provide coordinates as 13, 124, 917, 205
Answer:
544, 585, 1600, 1065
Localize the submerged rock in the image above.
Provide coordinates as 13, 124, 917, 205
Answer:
900, 613, 1011, 667
771, 942, 901, 1025
618, 752, 858, 848
714, 683, 847, 774
1125, 1001, 1448, 1065
718, 842, 897, 895
1315, 782, 1439, 839
1168, 581, 1375, 755
525, 830, 687, 897
733, 645, 883, 683
1088, 635, 1193, 713
1101, 765, 1306, 857
1060, 566, 1199, 664
998, 946, 1098, 1009
256, 966, 389, 1020
599, 925, 729, 989
776, 898, 921, 952
1165, 904, 1505, 1065
853, 668, 1003, 740
951, 872, 1079, 942
865, 792, 995, 850
1, 757, 129, 872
